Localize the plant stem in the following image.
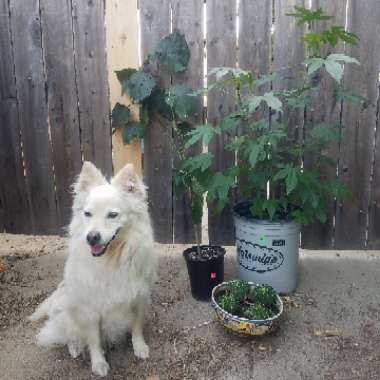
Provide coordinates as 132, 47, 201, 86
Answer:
194, 224, 201, 255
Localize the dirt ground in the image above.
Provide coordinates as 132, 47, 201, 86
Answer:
0, 233, 380, 380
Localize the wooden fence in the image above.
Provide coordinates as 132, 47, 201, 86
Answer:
1, 0, 380, 250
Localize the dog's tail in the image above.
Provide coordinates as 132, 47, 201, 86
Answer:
28, 281, 65, 322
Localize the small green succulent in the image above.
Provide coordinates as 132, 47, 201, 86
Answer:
218, 293, 239, 314
250, 285, 277, 308
226, 280, 250, 302
244, 303, 272, 320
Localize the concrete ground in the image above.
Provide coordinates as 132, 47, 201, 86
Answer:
0, 233, 380, 380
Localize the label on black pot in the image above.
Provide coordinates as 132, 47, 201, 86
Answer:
237, 238, 284, 273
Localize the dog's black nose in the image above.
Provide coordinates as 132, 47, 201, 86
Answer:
87, 231, 101, 246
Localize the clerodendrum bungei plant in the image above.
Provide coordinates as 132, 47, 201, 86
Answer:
113, 7, 367, 251
180, 6, 367, 226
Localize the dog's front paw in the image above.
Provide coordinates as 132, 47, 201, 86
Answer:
92, 359, 110, 377
133, 340, 150, 359
68, 341, 83, 358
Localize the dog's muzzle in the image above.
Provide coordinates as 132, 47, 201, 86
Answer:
90, 228, 121, 257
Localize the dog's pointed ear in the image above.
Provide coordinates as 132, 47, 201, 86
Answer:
111, 164, 146, 198
74, 161, 106, 195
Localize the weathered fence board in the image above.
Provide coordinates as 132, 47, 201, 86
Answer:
302, 0, 347, 249
172, 0, 203, 243
273, 0, 305, 141
72, 0, 112, 177
0, 0, 30, 233
9, 0, 58, 234
140, 0, 172, 243
335, 0, 380, 249
237, 0, 272, 201
40, 0, 82, 228
369, 71, 380, 248
207, 0, 237, 245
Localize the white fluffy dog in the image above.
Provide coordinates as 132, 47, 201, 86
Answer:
30, 162, 156, 377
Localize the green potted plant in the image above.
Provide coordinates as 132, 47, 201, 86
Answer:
184, 7, 364, 293
172, 119, 226, 301
211, 280, 283, 336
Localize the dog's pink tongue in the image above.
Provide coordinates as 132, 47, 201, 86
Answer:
91, 244, 104, 256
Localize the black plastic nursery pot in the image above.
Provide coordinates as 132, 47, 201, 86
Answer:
183, 245, 225, 301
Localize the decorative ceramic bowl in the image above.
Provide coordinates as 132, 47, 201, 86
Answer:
211, 281, 283, 336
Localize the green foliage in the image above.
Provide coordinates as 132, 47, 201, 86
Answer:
243, 304, 272, 320
250, 285, 277, 308
218, 294, 240, 315
111, 103, 130, 129
184, 124, 219, 149
152, 31, 190, 73
111, 31, 191, 145
305, 54, 359, 83
166, 85, 199, 120
225, 280, 250, 302
286, 6, 333, 25
121, 122, 144, 144
125, 71, 156, 103
288, 7, 358, 57
217, 281, 278, 319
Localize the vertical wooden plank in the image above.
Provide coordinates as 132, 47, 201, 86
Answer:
239, 0, 271, 80
237, 0, 272, 202
9, 0, 58, 234
172, 0, 203, 243
40, 0, 82, 229
207, 0, 237, 246
105, 0, 142, 176
368, 69, 380, 249
72, 0, 112, 177
140, 0, 173, 243
273, 0, 305, 141
302, 0, 347, 249
0, 0, 31, 233
335, 0, 380, 249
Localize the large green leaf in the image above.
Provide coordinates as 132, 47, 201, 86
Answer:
145, 88, 172, 120
184, 124, 219, 149
154, 31, 190, 73
111, 103, 130, 129
324, 59, 344, 83
207, 172, 235, 207
166, 85, 199, 120
127, 71, 156, 103
115, 68, 137, 94
181, 153, 213, 173
122, 122, 144, 144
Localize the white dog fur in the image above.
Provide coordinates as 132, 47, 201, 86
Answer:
29, 162, 157, 377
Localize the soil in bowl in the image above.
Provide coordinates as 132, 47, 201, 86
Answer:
183, 245, 225, 301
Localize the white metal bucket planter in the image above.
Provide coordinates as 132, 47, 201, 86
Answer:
233, 202, 300, 294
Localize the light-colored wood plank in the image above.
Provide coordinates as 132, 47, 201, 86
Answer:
172, 0, 203, 243
105, 0, 142, 175
335, 0, 380, 249
140, 0, 172, 243
207, 0, 237, 245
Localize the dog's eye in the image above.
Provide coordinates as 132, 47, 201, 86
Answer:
84, 211, 92, 217
107, 211, 119, 219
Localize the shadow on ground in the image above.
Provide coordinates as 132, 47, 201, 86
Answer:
0, 236, 380, 380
